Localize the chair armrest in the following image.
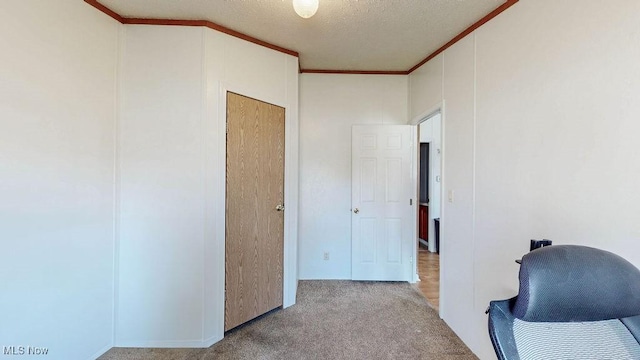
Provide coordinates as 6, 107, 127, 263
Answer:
488, 298, 521, 360
622, 315, 640, 345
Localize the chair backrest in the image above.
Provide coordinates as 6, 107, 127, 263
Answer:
514, 245, 640, 322
488, 245, 640, 360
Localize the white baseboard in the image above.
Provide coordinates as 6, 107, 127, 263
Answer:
115, 339, 210, 348
87, 342, 113, 360
111, 334, 222, 351
203, 334, 223, 348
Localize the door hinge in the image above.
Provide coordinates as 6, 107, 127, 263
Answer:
409, 199, 413, 206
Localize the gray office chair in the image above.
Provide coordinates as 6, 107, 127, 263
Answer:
488, 245, 640, 360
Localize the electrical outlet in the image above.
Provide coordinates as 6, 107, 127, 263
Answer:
323, 252, 330, 261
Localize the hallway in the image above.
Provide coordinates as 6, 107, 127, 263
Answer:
417, 247, 439, 310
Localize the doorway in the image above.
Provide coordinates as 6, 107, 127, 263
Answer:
415, 112, 442, 310
224, 92, 285, 331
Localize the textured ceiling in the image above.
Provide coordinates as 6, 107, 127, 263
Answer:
99, 0, 507, 72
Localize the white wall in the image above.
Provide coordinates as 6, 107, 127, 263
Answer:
409, 0, 640, 358
439, 34, 477, 352
0, 1, 120, 359
117, 25, 298, 347
299, 74, 408, 279
409, 54, 443, 120
117, 25, 206, 347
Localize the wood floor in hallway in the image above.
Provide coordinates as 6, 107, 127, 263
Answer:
417, 247, 439, 310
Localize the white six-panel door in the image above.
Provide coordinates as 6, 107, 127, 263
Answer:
351, 125, 413, 281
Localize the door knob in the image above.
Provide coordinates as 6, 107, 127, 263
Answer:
353, 208, 359, 214
275, 204, 285, 212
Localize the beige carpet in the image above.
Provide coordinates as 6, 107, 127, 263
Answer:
99, 281, 477, 360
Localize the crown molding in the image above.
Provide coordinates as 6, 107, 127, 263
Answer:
85, 0, 124, 23
300, 69, 409, 75
85, 0, 518, 75
84, 0, 298, 58
408, 0, 518, 74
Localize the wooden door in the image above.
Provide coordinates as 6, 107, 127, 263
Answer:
225, 92, 284, 331
419, 205, 429, 240
351, 125, 413, 281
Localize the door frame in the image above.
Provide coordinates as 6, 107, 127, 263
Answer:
409, 101, 445, 317
214, 83, 298, 337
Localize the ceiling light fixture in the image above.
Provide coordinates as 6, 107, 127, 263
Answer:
293, 0, 319, 19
